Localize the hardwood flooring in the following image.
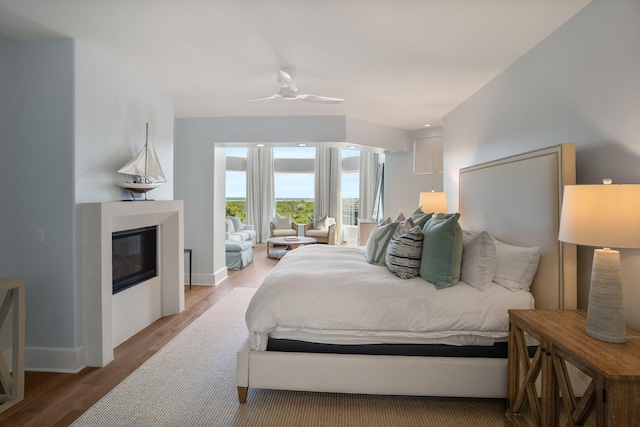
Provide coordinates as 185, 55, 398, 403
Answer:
0, 244, 276, 427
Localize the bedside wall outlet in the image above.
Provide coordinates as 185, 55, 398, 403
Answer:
35, 228, 45, 244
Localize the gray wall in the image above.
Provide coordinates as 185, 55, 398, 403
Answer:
0, 34, 14, 278
443, 0, 640, 329
4, 38, 174, 371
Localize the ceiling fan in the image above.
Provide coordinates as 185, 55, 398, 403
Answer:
245, 68, 344, 104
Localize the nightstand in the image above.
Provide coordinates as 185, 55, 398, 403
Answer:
506, 309, 640, 426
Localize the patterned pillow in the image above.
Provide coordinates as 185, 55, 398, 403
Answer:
364, 221, 399, 265
386, 226, 424, 279
393, 217, 415, 239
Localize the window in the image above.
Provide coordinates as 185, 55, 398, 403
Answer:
225, 148, 247, 222
272, 147, 315, 223
341, 149, 360, 227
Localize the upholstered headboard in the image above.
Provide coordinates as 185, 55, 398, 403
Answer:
459, 144, 576, 309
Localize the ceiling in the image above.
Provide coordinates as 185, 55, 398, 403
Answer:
0, 0, 591, 131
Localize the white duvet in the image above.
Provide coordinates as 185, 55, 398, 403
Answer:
246, 244, 534, 351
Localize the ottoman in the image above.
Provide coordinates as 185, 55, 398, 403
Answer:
225, 240, 253, 270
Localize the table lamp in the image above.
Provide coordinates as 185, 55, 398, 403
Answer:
419, 191, 448, 214
558, 180, 640, 343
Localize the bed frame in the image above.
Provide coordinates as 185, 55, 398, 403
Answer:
237, 144, 576, 402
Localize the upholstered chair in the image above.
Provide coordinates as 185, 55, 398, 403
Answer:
269, 214, 299, 238
303, 216, 336, 244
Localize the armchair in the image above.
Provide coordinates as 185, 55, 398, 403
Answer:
270, 214, 300, 238
303, 216, 336, 244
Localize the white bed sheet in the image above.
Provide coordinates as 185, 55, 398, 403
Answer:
246, 244, 534, 351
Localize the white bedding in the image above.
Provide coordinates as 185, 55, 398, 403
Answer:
246, 244, 534, 351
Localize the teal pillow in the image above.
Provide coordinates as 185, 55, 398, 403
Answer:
364, 221, 399, 265
419, 213, 463, 289
229, 216, 244, 232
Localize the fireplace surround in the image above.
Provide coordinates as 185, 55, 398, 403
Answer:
82, 201, 184, 367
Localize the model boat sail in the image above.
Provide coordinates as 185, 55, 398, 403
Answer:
118, 123, 166, 199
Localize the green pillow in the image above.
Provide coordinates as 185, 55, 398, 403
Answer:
419, 213, 463, 289
409, 207, 433, 228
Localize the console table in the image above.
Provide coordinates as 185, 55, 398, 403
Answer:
507, 309, 640, 426
0, 278, 25, 414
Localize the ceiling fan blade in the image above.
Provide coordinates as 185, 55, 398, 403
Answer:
244, 94, 281, 102
298, 94, 344, 104
278, 69, 297, 91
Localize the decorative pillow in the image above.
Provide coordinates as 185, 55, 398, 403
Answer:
274, 214, 291, 229
386, 226, 424, 279
393, 217, 415, 239
364, 221, 399, 265
229, 216, 243, 232
225, 218, 235, 233
460, 231, 497, 291
493, 240, 541, 291
410, 207, 433, 228
314, 214, 327, 230
419, 213, 463, 289
394, 212, 406, 223
379, 217, 392, 226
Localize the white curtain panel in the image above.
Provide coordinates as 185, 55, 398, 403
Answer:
246, 147, 274, 243
314, 147, 342, 244
359, 151, 380, 222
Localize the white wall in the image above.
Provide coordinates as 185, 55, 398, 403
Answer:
74, 41, 174, 204
385, 126, 444, 219
443, 0, 640, 329
174, 116, 411, 284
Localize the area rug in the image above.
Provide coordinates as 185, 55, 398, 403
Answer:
72, 287, 507, 426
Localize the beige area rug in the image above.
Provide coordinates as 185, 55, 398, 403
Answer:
72, 287, 508, 427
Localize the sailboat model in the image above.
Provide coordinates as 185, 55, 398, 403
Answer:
118, 123, 166, 200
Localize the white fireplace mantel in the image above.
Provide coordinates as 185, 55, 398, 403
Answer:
81, 201, 184, 367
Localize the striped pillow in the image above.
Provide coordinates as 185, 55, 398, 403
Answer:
385, 226, 424, 279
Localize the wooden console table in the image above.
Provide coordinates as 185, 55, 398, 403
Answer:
0, 278, 25, 414
507, 309, 640, 426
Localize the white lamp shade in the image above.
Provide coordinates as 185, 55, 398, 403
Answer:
558, 184, 640, 249
419, 191, 448, 214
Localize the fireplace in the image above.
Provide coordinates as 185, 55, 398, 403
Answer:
112, 226, 158, 294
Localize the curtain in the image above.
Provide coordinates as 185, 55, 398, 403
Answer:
246, 147, 274, 243
358, 151, 381, 222
314, 147, 341, 244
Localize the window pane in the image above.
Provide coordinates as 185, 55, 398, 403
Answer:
342, 149, 360, 158
226, 147, 247, 157
275, 172, 314, 224
342, 171, 359, 227
226, 171, 246, 223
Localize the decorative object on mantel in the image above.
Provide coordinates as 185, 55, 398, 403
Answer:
558, 179, 640, 343
419, 189, 447, 213
118, 123, 166, 200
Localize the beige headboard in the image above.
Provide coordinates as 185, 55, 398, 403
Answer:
459, 144, 576, 310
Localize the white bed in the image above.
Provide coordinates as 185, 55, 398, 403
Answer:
237, 144, 576, 403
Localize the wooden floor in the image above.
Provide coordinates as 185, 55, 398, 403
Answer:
0, 244, 277, 427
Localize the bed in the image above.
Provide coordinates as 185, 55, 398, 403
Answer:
237, 144, 576, 403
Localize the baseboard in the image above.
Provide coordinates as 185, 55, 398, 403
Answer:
189, 269, 227, 286
25, 345, 86, 373
214, 266, 228, 286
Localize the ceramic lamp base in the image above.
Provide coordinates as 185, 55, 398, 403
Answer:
586, 248, 626, 343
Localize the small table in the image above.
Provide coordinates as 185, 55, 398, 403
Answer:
506, 309, 640, 426
267, 236, 316, 259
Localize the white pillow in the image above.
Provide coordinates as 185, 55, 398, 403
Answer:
493, 239, 541, 291
274, 214, 291, 229
314, 214, 327, 230
225, 218, 235, 233
460, 231, 497, 291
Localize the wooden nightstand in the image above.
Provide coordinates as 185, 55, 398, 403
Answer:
506, 309, 640, 426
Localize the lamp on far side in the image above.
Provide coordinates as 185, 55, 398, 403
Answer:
419, 191, 448, 214
558, 181, 640, 343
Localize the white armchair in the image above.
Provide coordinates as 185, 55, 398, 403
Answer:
270, 214, 300, 238
303, 216, 336, 244
225, 216, 256, 246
